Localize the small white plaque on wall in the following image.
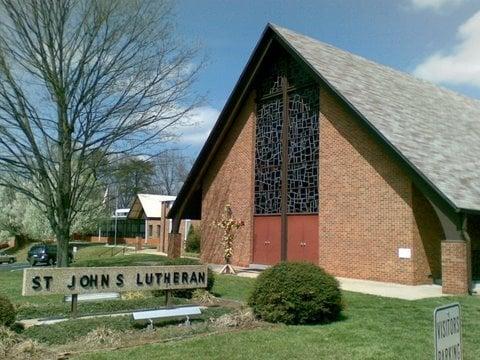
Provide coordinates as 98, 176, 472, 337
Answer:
398, 248, 411, 259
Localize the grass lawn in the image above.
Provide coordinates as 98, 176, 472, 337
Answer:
0, 244, 123, 311
184, 251, 200, 259
2, 250, 479, 359
210, 274, 255, 302
76, 291, 480, 360
72, 253, 176, 267
0, 251, 239, 356
0, 251, 211, 319
21, 306, 231, 346
73, 244, 131, 262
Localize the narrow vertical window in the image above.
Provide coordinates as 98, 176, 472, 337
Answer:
254, 49, 319, 215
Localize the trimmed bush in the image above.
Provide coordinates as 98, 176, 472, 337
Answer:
0, 294, 15, 327
248, 262, 343, 325
185, 225, 200, 253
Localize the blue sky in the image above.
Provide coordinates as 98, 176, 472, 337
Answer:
173, 0, 480, 156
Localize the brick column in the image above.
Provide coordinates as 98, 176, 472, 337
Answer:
442, 240, 471, 294
167, 233, 182, 259
159, 202, 168, 253
135, 236, 143, 252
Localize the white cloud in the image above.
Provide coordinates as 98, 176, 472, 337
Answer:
413, 10, 480, 87
177, 106, 220, 146
409, 0, 466, 10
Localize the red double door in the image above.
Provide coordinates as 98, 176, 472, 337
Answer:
252, 215, 318, 265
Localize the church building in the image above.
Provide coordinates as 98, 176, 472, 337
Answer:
168, 24, 480, 295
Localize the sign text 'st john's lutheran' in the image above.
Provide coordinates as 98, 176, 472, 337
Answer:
22, 265, 208, 296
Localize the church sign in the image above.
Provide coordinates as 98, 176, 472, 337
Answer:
22, 265, 208, 296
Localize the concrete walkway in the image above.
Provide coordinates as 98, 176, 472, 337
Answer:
337, 277, 444, 300
211, 265, 446, 300
127, 248, 167, 256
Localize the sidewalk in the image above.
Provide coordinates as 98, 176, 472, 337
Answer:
127, 248, 167, 256
336, 277, 445, 300
210, 265, 446, 300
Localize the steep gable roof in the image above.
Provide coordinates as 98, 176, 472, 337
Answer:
169, 24, 480, 224
274, 25, 480, 213
128, 194, 176, 219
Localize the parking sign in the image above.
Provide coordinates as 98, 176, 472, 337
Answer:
434, 303, 462, 360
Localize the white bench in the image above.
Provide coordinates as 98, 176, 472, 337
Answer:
64, 292, 120, 302
132, 306, 202, 329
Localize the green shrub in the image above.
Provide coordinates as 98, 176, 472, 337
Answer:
152, 257, 214, 299
0, 294, 16, 327
185, 225, 200, 253
248, 262, 343, 325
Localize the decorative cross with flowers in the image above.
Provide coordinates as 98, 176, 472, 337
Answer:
214, 204, 245, 274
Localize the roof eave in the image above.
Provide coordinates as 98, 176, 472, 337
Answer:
458, 207, 480, 216
168, 24, 277, 221
269, 26, 463, 227
169, 23, 465, 228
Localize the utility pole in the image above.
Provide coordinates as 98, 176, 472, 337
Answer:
114, 188, 118, 247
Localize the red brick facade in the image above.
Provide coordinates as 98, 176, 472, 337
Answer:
76, 218, 198, 255
199, 84, 471, 290
317, 88, 444, 285
319, 88, 411, 284
201, 93, 256, 267
412, 186, 443, 284
442, 240, 470, 294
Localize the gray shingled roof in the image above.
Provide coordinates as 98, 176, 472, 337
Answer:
272, 24, 480, 212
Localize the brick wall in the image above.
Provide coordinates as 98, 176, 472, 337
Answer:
198, 77, 446, 285
200, 93, 256, 267
318, 87, 441, 285
145, 219, 162, 243
412, 185, 443, 283
78, 235, 145, 248
442, 240, 470, 294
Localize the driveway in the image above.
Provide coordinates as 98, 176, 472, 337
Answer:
0, 261, 30, 271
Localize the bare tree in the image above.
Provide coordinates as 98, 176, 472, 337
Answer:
108, 157, 155, 208
0, 0, 201, 266
152, 150, 192, 195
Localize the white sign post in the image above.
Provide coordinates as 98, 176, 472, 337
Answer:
434, 303, 462, 360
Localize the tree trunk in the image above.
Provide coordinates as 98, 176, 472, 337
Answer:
55, 223, 71, 267
55, 86, 72, 268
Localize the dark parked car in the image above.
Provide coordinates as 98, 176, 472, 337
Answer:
0, 250, 16, 264
27, 244, 73, 266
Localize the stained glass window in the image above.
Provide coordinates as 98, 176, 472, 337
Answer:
254, 49, 319, 215
287, 87, 319, 213
254, 97, 283, 214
